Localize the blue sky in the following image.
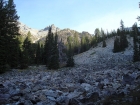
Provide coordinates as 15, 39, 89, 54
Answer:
14, 0, 140, 34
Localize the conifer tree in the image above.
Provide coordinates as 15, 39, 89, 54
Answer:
95, 28, 101, 43
48, 33, 59, 69
20, 33, 32, 68
102, 40, 106, 48
0, 0, 7, 72
132, 23, 139, 62
101, 29, 106, 47
44, 27, 54, 66
73, 32, 80, 54
120, 20, 128, 51
113, 20, 128, 53
67, 43, 74, 67
35, 42, 41, 65
113, 37, 120, 53
0, 0, 20, 72
5, 0, 20, 68
43, 27, 59, 69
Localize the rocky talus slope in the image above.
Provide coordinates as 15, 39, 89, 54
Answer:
0, 36, 140, 105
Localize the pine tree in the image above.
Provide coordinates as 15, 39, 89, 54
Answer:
132, 23, 139, 62
35, 42, 41, 65
43, 27, 60, 69
48, 33, 59, 69
0, 0, 20, 72
0, 0, 7, 72
101, 29, 106, 47
95, 28, 101, 43
120, 20, 128, 51
6, 0, 20, 67
20, 33, 32, 68
80, 36, 85, 53
67, 43, 75, 67
117, 28, 121, 36
102, 40, 106, 47
44, 27, 54, 66
113, 37, 120, 53
20, 48, 28, 69
73, 32, 80, 54
113, 20, 128, 53
9, 38, 20, 68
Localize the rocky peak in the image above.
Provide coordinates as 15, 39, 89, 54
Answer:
50, 24, 60, 33
42, 26, 49, 31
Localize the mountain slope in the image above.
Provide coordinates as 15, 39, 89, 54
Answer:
74, 36, 133, 68
18, 22, 92, 43
0, 36, 140, 105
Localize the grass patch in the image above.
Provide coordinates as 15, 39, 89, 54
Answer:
90, 52, 96, 55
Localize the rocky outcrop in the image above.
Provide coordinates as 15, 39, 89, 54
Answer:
18, 22, 92, 44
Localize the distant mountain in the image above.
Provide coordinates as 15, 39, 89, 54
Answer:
18, 22, 60, 43
18, 22, 92, 43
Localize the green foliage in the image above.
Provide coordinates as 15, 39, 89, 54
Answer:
80, 36, 90, 53
0, 0, 20, 73
132, 23, 140, 62
90, 52, 96, 55
113, 37, 120, 53
20, 49, 28, 69
73, 32, 80, 54
102, 40, 106, 47
95, 28, 101, 43
20, 32, 33, 69
67, 43, 75, 67
102, 29, 107, 48
43, 27, 53, 65
48, 33, 59, 69
35, 42, 41, 65
113, 20, 128, 53
43, 27, 59, 69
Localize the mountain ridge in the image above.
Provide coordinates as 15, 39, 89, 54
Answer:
18, 22, 92, 43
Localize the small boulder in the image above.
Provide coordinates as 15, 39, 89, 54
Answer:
123, 74, 134, 85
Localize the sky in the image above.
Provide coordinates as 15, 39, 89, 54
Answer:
14, 0, 140, 34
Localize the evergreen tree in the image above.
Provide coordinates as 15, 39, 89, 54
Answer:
67, 43, 74, 67
101, 29, 106, 47
117, 28, 121, 36
20, 48, 28, 69
20, 33, 32, 68
113, 37, 120, 53
43, 27, 59, 69
73, 32, 80, 54
40, 44, 44, 64
0, 0, 20, 72
80, 36, 86, 53
43, 27, 54, 66
120, 20, 128, 51
102, 40, 106, 47
95, 28, 101, 43
0, 0, 7, 72
9, 38, 20, 68
6, 0, 20, 68
132, 23, 140, 62
113, 20, 128, 53
48, 33, 59, 69
35, 42, 41, 65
